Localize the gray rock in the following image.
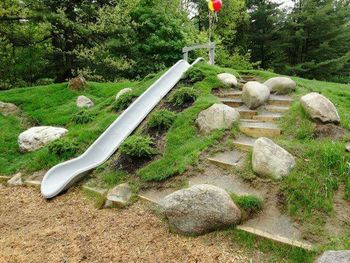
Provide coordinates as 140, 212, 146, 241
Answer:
242, 81, 270, 109
76, 95, 94, 108
18, 126, 68, 152
0, 101, 19, 116
346, 143, 350, 152
300, 92, 340, 124
116, 88, 133, 100
195, 103, 240, 134
315, 250, 350, 263
161, 184, 241, 235
104, 183, 133, 208
218, 73, 238, 87
264, 77, 296, 95
7, 173, 23, 186
252, 137, 296, 180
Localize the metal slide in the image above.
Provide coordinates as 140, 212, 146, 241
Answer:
41, 59, 201, 199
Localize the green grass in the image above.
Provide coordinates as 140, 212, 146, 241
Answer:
0, 74, 162, 175
138, 63, 239, 181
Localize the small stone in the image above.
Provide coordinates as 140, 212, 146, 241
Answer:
315, 250, 350, 263
68, 76, 88, 90
76, 95, 94, 108
242, 81, 270, 109
217, 73, 238, 87
7, 173, 23, 186
300, 92, 340, 124
104, 183, 133, 208
116, 88, 133, 100
195, 103, 240, 134
264, 77, 296, 95
0, 101, 20, 116
252, 137, 296, 179
161, 184, 241, 235
346, 143, 350, 152
18, 126, 68, 152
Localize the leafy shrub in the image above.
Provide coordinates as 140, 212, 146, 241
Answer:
185, 67, 206, 83
71, 110, 95, 124
35, 78, 54, 86
120, 135, 157, 159
48, 139, 78, 159
148, 110, 176, 130
168, 87, 199, 106
112, 93, 137, 111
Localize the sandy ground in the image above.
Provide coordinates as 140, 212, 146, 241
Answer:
0, 185, 257, 263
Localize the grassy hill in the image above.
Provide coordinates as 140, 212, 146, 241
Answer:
1, 62, 350, 261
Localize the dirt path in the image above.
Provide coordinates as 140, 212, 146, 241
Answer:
0, 185, 255, 263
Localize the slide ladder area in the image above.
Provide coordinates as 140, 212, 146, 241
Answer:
41, 59, 201, 199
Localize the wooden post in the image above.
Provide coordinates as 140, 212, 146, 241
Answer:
209, 42, 215, 65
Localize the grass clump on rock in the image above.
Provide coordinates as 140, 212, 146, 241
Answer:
71, 110, 95, 124
48, 139, 78, 159
168, 87, 199, 106
120, 135, 157, 159
231, 194, 263, 220
112, 92, 137, 111
148, 110, 176, 131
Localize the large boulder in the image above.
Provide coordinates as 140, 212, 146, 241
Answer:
217, 73, 238, 87
116, 88, 133, 100
264, 77, 296, 95
241, 81, 270, 109
315, 250, 350, 263
68, 76, 88, 90
161, 184, 241, 235
104, 183, 133, 208
195, 103, 240, 134
252, 137, 296, 180
76, 95, 94, 108
300, 92, 340, 124
18, 126, 68, 152
346, 143, 350, 152
0, 101, 20, 116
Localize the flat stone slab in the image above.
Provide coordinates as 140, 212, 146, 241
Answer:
233, 135, 256, 151
264, 105, 289, 113
315, 250, 350, 263
216, 91, 242, 99
253, 112, 283, 122
82, 185, 108, 196
220, 98, 244, 107
239, 121, 281, 138
207, 150, 246, 169
268, 95, 292, 107
139, 188, 177, 205
188, 173, 262, 198
236, 105, 258, 119
0, 176, 11, 183
25, 170, 45, 188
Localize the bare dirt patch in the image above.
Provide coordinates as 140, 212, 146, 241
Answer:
313, 123, 350, 140
0, 186, 255, 263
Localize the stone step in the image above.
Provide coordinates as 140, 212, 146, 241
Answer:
265, 105, 289, 114
253, 112, 283, 123
220, 98, 244, 107
217, 91, 242, 99
237, 226, 313, 251
239, 121, 281, 138
233, 135, 256, 151
268, 95, 293, 107
237, 106, 258, 119
0, 175, 11, 184
207, 150, 246, 169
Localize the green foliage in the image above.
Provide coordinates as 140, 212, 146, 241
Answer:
148, 110, 176, 131
48, 139, 78, 159
101, 170, 127, 188
231, 194, 263, 216
112, 93, 137, 111
168, 87, 199, 106
71, 110, 95, 124
184, 67, 206, 83
120, 135, 157, 159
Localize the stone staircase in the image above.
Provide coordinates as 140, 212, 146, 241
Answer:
207, 89, 292, 168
